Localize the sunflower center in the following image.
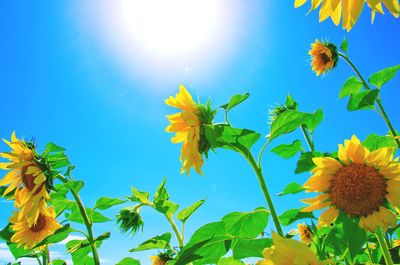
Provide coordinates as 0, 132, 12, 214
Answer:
21, 166, 35, 191
320, 52, 331, 64
30, 214, 46, 232
330, 164, 386, 217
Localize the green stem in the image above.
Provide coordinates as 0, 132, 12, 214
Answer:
300, 125, 315, 152
257, 141, 269, 168
57, 175, 100, 265
240, 149, 283, 236
338, 248, 349, 263
167, 216, 184, 248
376, 228, 394, 265
338, 53, 400, 149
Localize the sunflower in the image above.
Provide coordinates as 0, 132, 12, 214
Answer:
309, 39, 338, 76
0, 132, 50, 225
297, 223, 313, 245
150, 253, 172, 265
302, 135, 400, 232
10, 207, 61, 249
165, 85, 215, 175
294, 0, 399, 31
256, 232, 327, 265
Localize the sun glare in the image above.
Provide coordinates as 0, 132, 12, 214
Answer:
115, 0, 220, 56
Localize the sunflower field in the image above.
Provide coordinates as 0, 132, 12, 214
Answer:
0, 1, 400, 265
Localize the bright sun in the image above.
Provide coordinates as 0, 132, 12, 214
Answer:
114, 0, 220, 56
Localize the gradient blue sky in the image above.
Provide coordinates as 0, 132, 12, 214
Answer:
0, 1, 399, 264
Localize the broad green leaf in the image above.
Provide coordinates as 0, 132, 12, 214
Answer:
278, 208, 315, 226
130, 187, 150, 203
363, 134, 396, 151
35, 225, 72, 248
116, 257, 141, 265
269, 110, 310, 141
277, 182, 304, 196
221, 208, 269, 238
205, 125, 261, 152
347, 89, 379, 111
340, 37, 348, 53
153, 178, 169, 204
66, 239, 102, 265
339, 213, 367, 260
155, 200, 179, 219
173, 238, 213, 265
295, 151, 324, 174
369, 64, 400, 88
65, 180, 84, 194
51, 198, 76, 216
65, 206, 110, 224
271, 140, 303, 159
303, 109, 323, 133
220, 93, 250, 112
94, 197, 126, 210
0, 225, 13, 241
232, 238, 272, 259
178, 222, 232, 265
7, 242, 41, 259
177, 199, 205, 223
339, 76, 363, 99
130, 233, 172, 252
218, 257, 245, 265
45, 142, 65, 153
50, 260, 67, 265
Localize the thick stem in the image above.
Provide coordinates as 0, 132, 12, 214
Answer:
241, 149, 283, 236
376, 228, 394, 265
338, 53, 400, 149
300, 125, 315, 152
57, 175, 100, 265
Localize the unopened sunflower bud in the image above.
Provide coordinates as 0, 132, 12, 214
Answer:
116, 206, 144, 236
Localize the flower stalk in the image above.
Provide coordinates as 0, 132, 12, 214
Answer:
57, 174, 100, 265
338, 52, 400, 149
376, 228, 394, 265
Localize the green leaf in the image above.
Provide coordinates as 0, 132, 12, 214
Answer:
363, 134, 397, 151
221, 208, 269, 238
205, 125, 261, 152
339, 213, 368, 260
50, 260, 67, 265
295, 151, 324, 174
177, 222, 232, 265
130, 233, 172, 252
285, 94, 298, 110
177, 199, 205, 223
279, 208, 315, 226
339, 76, 363, 99
303, 109, 323, 133
340, 37, 348, 53
271, 140, 303, 159
7, 242, 41, 259
277, 182, 305, 196
154, 200, 179, 219
45, 142, 66, 153
35, 225, 72, 248
94, 197, 126, 211
232, 238, 272, 259
66, 239, 101, 265
116, 257, 141, 265
65, 180, 84, 194
369, 64, 400, 88
130, 187, 150, 203
347, 89, 379, 111
153, 178, 169, 204
220, 93, 250, 112
269, 110, 310, 141
65, 206, 111, 224
218, 257, 245, 265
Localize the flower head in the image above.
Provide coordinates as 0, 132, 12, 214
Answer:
165, 85, 215, 175
309, 39, 338, 76
297, 223, 313, 245
10, 207, 61, 249
0, 132, 50, 226
256, 232, 327, 265
302, 135, 400, 232
294, 0, 400, 31
116, 206, 144, 236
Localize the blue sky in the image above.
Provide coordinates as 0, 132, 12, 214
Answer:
0, 1, 399, 264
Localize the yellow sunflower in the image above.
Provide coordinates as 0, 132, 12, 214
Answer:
256, 232, 328, 265
295, 0, 399, 31
165, 85, 215, 175
0, 132, 50, 225
297, 223, 313, 245
309, 39, 338, 76
150, 255, 169, 265
302, 135, 400, 232
10, 207, 61, 249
